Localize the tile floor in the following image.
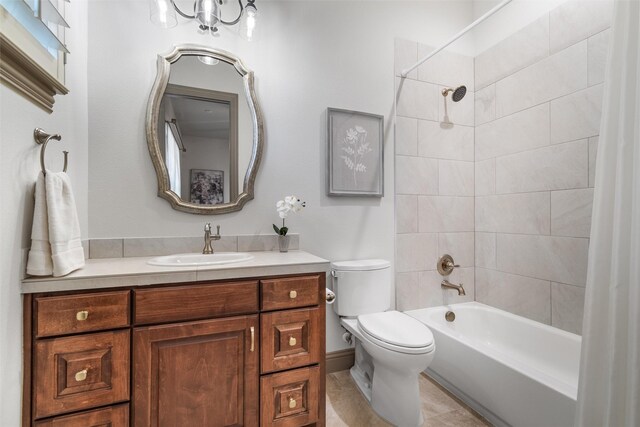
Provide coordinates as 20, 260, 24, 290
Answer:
326, 370, 490, 426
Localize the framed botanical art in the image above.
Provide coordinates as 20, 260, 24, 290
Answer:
190, 169, 224, 205
327, 108, 384, 197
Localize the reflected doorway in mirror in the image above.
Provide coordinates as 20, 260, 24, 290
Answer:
190, 169, 224, 205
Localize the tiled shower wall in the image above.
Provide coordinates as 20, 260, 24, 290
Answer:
394, 39, 476, 310
474, 0, 611, 334
394, 0, 612, 334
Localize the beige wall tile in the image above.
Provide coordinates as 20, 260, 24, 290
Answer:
396, 116, 418, 156
551, 282, 586, 334
549, 0, 613, 54
396, 156, 438, 195
418, 196, 474, 232
396, 195, 418, 233
418, 121, 474, 161
476, 268, 551, 324
418, 44, 475, 91
475, 15, 550, 90
550, 84, 603, 144
495, 140, 588, 194
589, 136, 599, 187
438, 232, 474, 268
588, 29, 610, 86
475, 232, 496, 269
497, 233, 589, 286
476, 103, 550, 161
396, 272, 420, 311
475, 158, 495, 196
438, 160, 474, 196
551, 188, 594, 238
476, 193, 551, 235
396, 233, 438, 272
396, 78, 439, 120
475, 84, 495, 126
495, 41, 587, 117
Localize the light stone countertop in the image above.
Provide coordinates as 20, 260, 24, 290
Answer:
22, 251, 330, 294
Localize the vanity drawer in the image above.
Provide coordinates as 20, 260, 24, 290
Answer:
261, 307, 321, 373
33, 330, 130, 419
134, 280, 259, 325
261, 275, 320, 311
260, 366, 320, 427
33, 403, 129, 426
35, 291, 130, 338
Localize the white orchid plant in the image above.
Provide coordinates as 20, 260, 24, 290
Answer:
273, 195, 306, 236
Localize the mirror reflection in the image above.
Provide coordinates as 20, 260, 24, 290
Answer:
158, 55, 252, 205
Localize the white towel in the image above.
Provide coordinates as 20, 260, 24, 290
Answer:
26, 171, 85, 277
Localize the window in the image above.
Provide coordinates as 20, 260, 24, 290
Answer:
0, 0, 70, 112
165, 122, 182, 198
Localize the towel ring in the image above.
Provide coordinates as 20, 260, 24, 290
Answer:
34, 128, 68, 176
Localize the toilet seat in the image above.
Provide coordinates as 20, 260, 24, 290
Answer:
357, 311, 435, 355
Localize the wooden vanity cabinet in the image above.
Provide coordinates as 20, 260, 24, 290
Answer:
24, 273, 326, 427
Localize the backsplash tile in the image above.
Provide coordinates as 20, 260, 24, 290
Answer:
89, 239, 123, 259
237, 234, 299, 252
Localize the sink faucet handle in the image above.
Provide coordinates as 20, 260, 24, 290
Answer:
216, 225, 220, 235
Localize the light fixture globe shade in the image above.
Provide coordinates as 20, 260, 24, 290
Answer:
239, 4, 258, 41
195, 0, 220, 28
198, 56, 220, 65
150, 0, 177, 28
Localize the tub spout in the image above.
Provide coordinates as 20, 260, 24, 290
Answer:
442, 279, 466, 296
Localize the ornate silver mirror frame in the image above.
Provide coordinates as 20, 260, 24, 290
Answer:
146, 44, 264, 215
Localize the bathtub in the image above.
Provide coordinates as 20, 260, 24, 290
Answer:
406, 302, 581, 427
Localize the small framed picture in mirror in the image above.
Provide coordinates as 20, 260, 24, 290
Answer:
327, 108, 384, 197
190, 169, 224, 205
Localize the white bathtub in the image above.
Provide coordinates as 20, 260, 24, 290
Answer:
406, 302, 581, 427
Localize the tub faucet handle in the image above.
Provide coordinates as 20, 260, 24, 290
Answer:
437, 254, 459, 276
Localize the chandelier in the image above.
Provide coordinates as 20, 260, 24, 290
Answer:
150, 0, 258, 41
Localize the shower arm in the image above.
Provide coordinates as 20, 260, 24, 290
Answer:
400, 0, 513, 78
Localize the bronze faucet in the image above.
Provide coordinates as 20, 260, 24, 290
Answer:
203, 223, 221, 254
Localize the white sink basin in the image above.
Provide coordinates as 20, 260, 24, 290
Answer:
147, 252, 254, 267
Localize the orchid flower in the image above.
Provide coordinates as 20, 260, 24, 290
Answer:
273, 195, 305, 236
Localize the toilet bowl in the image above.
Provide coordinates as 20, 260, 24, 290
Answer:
331, 260, 436, 427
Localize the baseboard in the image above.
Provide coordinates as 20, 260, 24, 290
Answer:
326, 348, 355, 374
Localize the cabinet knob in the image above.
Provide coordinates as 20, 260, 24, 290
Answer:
76, 310, 89, 321
74, 369, 88, 382
289, 290, 297, 299
288, 336, 297, 347
288, 397, 297, 409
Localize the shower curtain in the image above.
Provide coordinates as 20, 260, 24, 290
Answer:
575, 1, 640, 426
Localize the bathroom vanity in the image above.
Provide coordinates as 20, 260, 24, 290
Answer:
22, 251, 329, 427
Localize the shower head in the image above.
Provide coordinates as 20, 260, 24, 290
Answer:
442, 85, 467, 102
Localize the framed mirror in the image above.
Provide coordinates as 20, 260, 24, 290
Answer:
146, 45, 263, 214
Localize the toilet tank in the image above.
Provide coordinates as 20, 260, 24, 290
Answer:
331, 259, 391, 317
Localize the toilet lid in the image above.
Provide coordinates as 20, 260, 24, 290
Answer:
357, 311, 434, 349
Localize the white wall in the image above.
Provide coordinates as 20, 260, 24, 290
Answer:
0, 2, 89, 425
86, 1, 476, 352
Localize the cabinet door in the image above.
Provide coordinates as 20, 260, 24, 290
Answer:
133, 315, 259, 427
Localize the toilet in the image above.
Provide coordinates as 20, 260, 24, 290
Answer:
331, 259, 435, 427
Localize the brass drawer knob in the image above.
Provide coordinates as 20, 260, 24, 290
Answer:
288, 336, 297, 347
288, 397, 297, 409
75, 369, 88, 382
76, 310, 89, 321
289, 290, 297, 299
